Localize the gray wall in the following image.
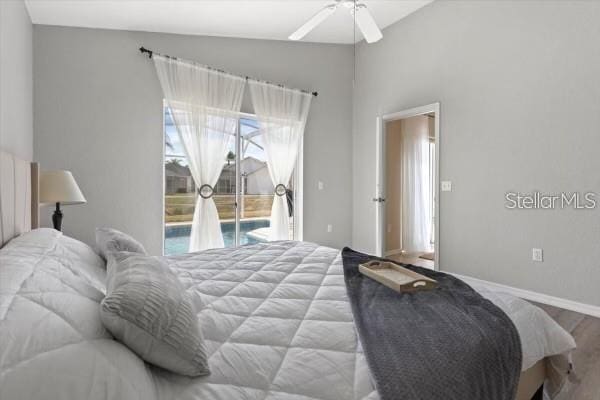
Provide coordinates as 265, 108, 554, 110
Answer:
0, 0, 32, 160
353, 1, 600, 306
34, 26, 354, 253
33, 1, 600, 306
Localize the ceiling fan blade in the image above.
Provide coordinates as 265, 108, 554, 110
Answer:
289, 4, 337, 41
354, 4, 383, 43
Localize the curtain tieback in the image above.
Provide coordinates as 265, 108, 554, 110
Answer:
274, 184, 287, 197
198, 184, 214, 199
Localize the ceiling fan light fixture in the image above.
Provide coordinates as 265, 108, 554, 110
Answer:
341, 0, 356, 9
289, 0, 382, 43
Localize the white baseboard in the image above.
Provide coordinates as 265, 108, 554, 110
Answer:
450, 273, 600, 319
384, 248, 403, 256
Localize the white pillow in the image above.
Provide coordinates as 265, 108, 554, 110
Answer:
100, 252, 210, 377
58, 233, 107, 292
95, 228, 146, 262
3, 228, 107, 293
0, 229, 158, 400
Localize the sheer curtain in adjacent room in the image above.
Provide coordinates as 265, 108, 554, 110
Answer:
401, 117, 433, 254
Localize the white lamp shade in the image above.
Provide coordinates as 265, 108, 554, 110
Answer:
40, 170, 87, 205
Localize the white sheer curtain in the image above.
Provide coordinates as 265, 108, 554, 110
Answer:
248, 81, 312, 241
153, 55, 245, 252
401, 117, 433, 253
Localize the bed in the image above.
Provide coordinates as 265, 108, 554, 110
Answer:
0, 149, 576, 400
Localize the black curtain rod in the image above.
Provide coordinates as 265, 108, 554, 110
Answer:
139, 47, 318, 97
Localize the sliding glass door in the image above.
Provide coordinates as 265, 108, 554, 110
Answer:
237, 117, 272, 245
164, 108, 298, 255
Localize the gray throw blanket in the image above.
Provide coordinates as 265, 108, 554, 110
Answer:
342, 248, 522, 400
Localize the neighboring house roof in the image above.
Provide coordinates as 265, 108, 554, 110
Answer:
166, 157, 269, 178
222, 157, 268, 176
246, 164, 269, 177
165, 162, 192, 178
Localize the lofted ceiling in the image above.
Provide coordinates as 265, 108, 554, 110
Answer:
25, 0, 433, 44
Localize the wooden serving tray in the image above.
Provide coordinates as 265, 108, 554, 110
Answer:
359, 260, 438, 293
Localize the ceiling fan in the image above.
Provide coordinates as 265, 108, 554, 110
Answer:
289, 0, 383, 43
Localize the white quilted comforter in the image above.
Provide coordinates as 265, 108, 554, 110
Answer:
0, 229, 576, 400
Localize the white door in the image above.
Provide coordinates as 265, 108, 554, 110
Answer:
374, 116, 386, 257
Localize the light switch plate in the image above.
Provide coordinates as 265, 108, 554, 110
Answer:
441, 181, 452, 192
532, 248, 543, 262
318, 181, 324, 190
327, 224, 333, 233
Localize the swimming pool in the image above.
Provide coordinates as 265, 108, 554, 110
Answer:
164, 219, 270, 255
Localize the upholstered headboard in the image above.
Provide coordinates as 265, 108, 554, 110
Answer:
0, 149, 39, 247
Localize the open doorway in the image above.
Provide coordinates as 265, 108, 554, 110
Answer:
375, 103, 439, 270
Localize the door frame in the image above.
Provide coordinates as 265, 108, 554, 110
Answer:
375, 102, 440, 270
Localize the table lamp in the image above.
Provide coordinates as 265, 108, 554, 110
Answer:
39, 170, 86, 231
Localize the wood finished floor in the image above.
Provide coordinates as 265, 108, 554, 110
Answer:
386, 253, 435, 269
386, 254, 600, 399
532, 302, 600, 400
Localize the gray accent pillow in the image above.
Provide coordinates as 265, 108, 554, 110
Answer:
100, 252, 210, 377
95, 228, 146, 261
